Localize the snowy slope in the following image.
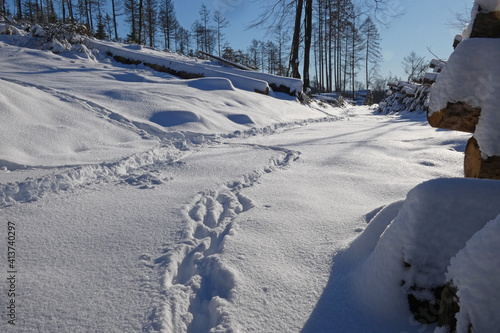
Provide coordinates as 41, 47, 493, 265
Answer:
1, 31, 495, 333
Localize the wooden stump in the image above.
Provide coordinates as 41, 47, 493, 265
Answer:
464, 137, 500, 179
465, 137, 482, 178
428, 102, 481, 133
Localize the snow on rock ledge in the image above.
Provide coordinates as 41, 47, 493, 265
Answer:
429, 38, 500, 158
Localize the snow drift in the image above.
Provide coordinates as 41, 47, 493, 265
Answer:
352, 178, 500, 332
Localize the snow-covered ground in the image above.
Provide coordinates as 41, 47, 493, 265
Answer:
1, 33, 497, 333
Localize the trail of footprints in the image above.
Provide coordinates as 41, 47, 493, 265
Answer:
150, 147, 300, 333
152, 185, 255, 333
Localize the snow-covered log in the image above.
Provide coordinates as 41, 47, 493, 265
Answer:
465, 137, 500, 179
427, 102, 481, 133
429, 1, 500, 181
83, 38, 303, 96
378, 59, 444, 114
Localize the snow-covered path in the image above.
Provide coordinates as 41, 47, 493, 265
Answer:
0, 39, 473, 332
2, 108, 469, 333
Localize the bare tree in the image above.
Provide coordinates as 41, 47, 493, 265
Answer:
123, 0, 139, 42
110, 0, 119, 40
447, 1, 472, 31
290, 0, 303, 78
213, 9, 229, 57
402, 51, 428, 82
199, 3, 210, 53
303, 0, 313, 88
143, 0, 157, 47
248, 39, 260, 69
175, 26, 189, 54
360, 16, 382, 89
159, 0, 177, 49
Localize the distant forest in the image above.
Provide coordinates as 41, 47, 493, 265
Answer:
1, 0, 401, 93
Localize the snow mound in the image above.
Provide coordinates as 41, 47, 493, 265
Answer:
447, 214, 500, 332
187, 77, 236, 91
0, 78, 154, 168
83, 38, 302, 96
353, 178, 500, 324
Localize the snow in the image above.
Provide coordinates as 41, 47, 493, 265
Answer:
476, 0, 500, 11
428, 38, 500, 157
0, 25, 497, 333
84, 38, 303, 96
353, 178, 500, 324
447, 214, 500, 332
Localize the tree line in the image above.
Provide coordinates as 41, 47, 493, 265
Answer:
1, 0, 394, 94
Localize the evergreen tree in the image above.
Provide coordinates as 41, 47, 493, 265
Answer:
95, 12, 107, 39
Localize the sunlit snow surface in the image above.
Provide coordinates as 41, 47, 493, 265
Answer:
1, 37, 493, 333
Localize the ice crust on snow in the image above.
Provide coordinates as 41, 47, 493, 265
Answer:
429, 38, 500, 157
447, 214, 500, 333
354, 178, 500, 322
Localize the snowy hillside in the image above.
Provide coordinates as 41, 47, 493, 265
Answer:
1, 20, 499, 333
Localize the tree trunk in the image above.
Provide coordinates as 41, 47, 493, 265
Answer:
303, 0, 312, 88
138, 0, 143, 44
112, 0, 118, 40
16, 0, 22, 20
290, 0, 304, 79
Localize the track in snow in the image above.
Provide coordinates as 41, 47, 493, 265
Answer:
144, 144, 300, 333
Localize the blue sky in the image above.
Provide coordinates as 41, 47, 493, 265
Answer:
174, 0, 472, 80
